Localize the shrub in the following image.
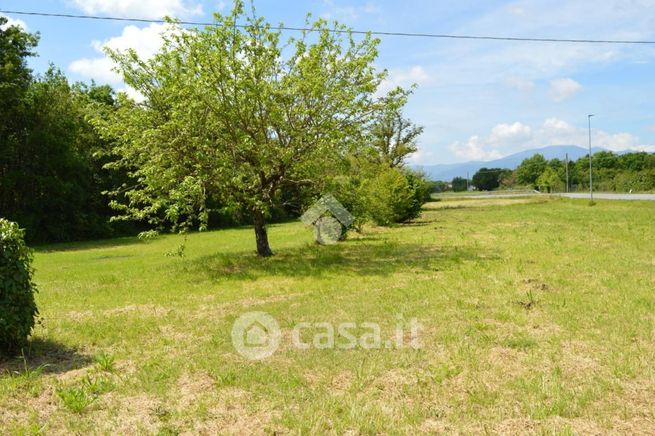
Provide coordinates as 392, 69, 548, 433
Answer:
612, 169, 655, 192
360, 167, 415, 225
400, 169, 431, 222
0, 219, 38, 352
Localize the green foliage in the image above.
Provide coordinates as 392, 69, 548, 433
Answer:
0, 219, 38, 352
366, 90, 423, 168
360, 167, 415, 225
94, 351, 116, 373
55, 385, 95, 413
516, 154, 548, 187
95, 1, 396, 256
402, 169, 432, 220
0, 16, 38, 127
1, 19, 135, 244
451, 177, 468, 192
471, 168, 510, 191
536, 167, 564, 193
503, 151, 655, 192
610, 169, 655, 192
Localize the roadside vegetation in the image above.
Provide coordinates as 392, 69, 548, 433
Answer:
443, 152, 655, 193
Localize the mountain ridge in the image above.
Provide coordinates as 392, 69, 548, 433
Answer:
414, 145, 607, 181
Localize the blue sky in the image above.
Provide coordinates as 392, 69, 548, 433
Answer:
2, 0, 655, 164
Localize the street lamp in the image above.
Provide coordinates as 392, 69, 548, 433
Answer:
588, 114, 594, 201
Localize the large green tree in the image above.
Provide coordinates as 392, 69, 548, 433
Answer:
471, 167, 508, 191
1, 17, 126, 242
516, 154, 548, 187
0, 18, 38, 219
97, 2, 395, 256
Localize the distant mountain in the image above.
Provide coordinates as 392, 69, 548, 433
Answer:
415, 145, 606, 181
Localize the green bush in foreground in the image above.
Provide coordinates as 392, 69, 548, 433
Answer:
361, 168, 416, 226
0, 219, 38, 352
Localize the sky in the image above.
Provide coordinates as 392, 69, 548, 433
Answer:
2, 0, 655, 165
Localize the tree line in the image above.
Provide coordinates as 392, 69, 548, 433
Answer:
0, 6, 431, 255
448, 152, 655, 192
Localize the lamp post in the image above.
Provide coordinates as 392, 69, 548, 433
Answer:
588, 114, 594, 201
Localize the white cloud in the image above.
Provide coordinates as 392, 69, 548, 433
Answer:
99, 24, 173, 59
406, 146, 435, 165
504, 76, 535, 93
71, 0, 202, 19
69, 57, 121, 83
549, 78, 582, 102
118, 86, 146, 103
448, 117, 655, 162
378, 65, 430, 94
0, 13, 27, 30
543, 117, 574, 132
448, 135, 503, 161
489, 122, 532, 144
68, 23, 176, 84
538, 119, 647, 154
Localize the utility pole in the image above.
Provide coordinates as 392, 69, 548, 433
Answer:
466, 172, 470, 191
565, 153, 569, 193
588, 114, 594, 201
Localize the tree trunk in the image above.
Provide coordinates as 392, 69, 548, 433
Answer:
253, 211, 273, 257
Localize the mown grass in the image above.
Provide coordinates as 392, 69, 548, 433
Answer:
1, 197, 654, 434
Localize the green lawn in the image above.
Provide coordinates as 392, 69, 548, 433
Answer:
2, 197, 654, 434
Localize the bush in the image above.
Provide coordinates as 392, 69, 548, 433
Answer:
612, 170, 655, 192
0, 219, 38, 352
401, 169, 431, 222
360, 167, 417, 225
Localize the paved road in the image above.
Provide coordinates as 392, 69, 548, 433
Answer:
436, 193, 538, 199
436, 192, 655, 201
559, 193, 655, 201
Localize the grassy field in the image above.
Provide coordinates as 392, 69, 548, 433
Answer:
1, 197, 654, 434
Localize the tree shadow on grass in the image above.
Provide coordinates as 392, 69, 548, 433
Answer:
184, 237, 499, 282
0, 338, 92, 376
33, 235, 142, 253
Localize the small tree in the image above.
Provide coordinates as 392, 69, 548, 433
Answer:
0, 219, 38, 352
360, 167, 415, 225
366, 90, 423, 168
516, 154, 548, 187
536, 167, 563, 193
97, 2, 394, 256
452, 177, 468, 192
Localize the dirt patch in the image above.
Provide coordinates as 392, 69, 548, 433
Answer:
103, 304, 171, 317
92, 392, 161, 434
158, 324, 194, 343
176, 372, 216, 409
181, 388, 277, 435
558, 340, 602, 382
191, 292, 302, 320
0, 384, 58, 430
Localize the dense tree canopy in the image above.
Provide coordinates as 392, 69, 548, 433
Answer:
516, 154, 548, 187
451, 177, 468, 192
1, 20, 126, 243
472, 168, 510, 191
96, 2, 408, 256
